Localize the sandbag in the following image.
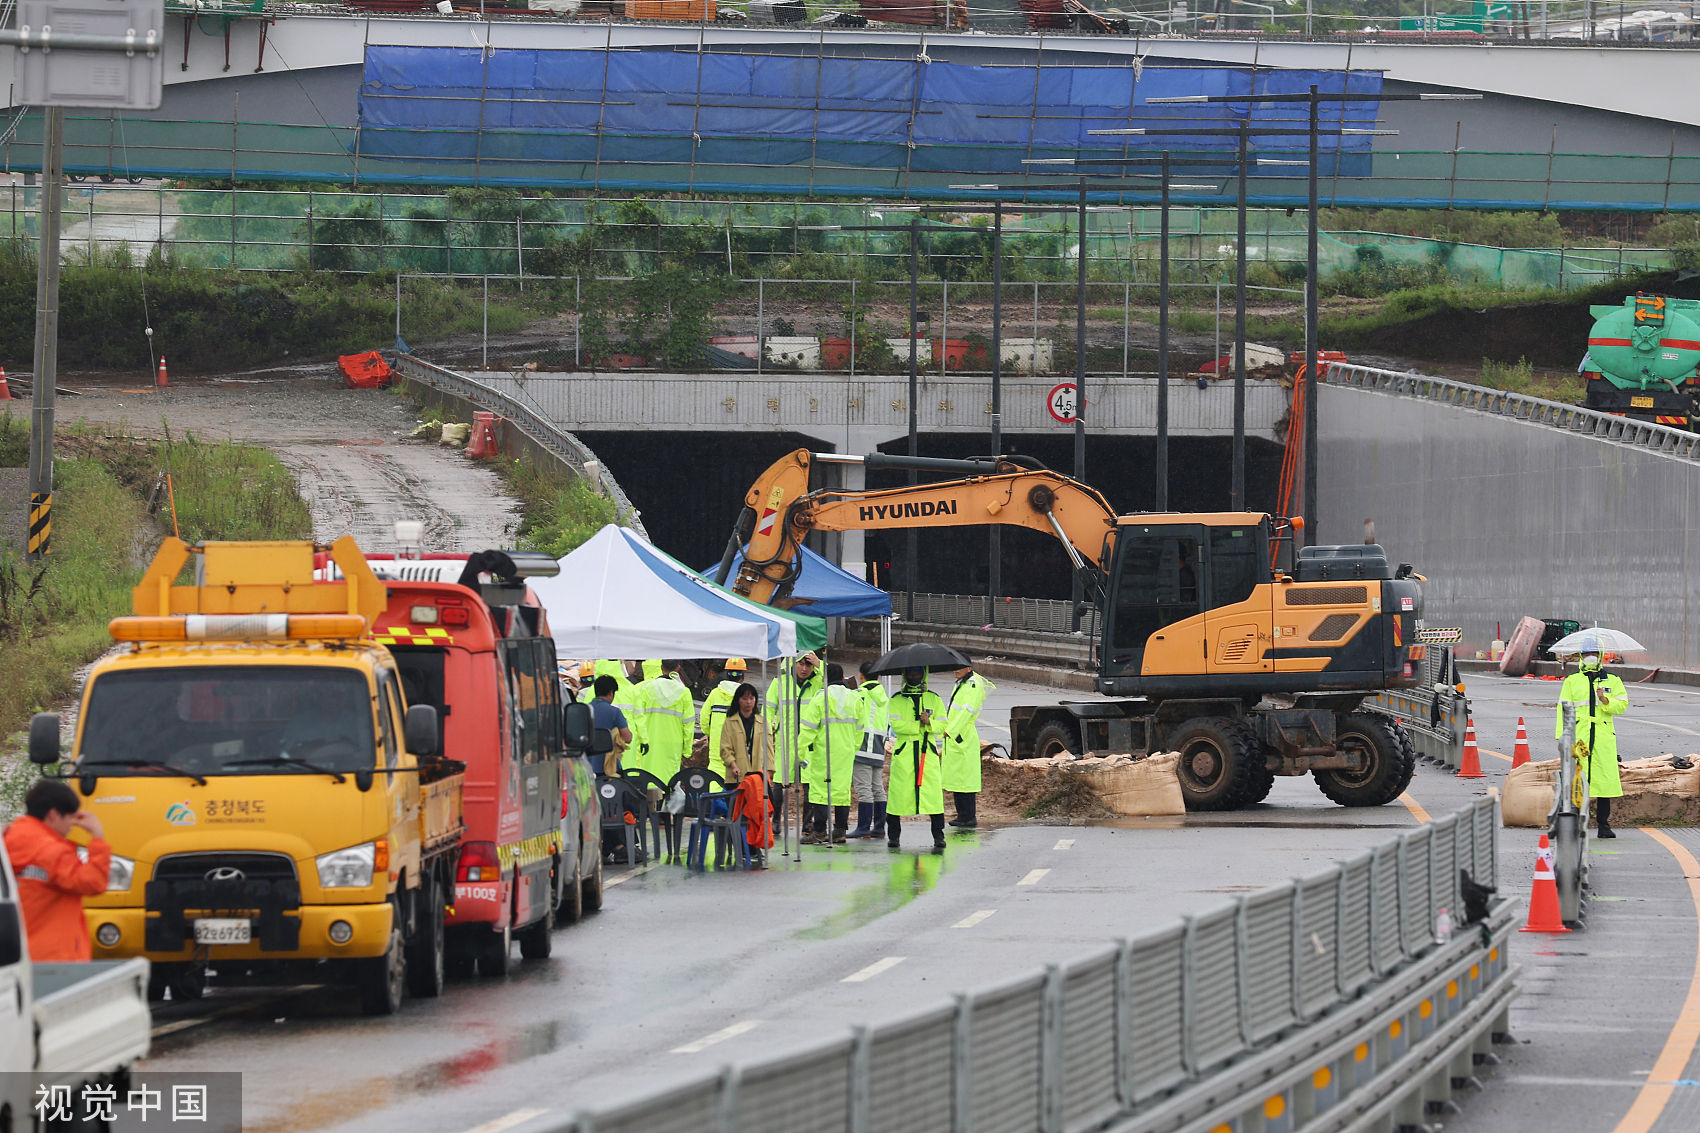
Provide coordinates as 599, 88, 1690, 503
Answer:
1076, 751, 1185, 817
439, 422, 471, 448
1618, 756, 1700, 799
1502, 758, 1557, 827
1499, 615, 1544, 677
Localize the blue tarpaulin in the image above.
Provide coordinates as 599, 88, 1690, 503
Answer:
356, 47, 1382, 193
706, 545, 893, 620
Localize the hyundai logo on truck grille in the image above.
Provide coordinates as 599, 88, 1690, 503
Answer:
206, 867, 246, 883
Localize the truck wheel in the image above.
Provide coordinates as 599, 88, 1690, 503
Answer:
1314, 712, 1415, 807
476, 922, 512, 977
1170, 717, 1260, 811
1226, 719, 1277, 805
1031, 721, 1081, 760
581, 851, 604, 913
518, 897, 554, 961
405, 876, 446, 999
360, 927, 407, 1016
558, 854, 585, 925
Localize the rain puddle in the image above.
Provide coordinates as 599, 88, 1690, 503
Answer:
795, 850, 957, 941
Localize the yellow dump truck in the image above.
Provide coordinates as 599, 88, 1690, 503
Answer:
29, 537, 463, 1014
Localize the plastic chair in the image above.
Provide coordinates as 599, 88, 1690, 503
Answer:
688, 788, 749, 871
621, 768, 675, 861
667, 766, 724, 863
596, 776, 651, 866
676, 767, 746, 870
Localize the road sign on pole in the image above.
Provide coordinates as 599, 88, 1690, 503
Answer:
1046, 382, 1078, 423
12, 0, 164, 558
12, 0, 166, 110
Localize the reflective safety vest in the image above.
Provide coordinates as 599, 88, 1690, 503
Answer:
857, 679, 892, 765
766, 670, 819, 784
633, 673, 693, 785
801, 684, 867, 806
699, 679, 742, 781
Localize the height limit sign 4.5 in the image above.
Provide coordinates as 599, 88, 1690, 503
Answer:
1047, 383, 1079, 424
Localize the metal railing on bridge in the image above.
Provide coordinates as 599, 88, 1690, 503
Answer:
516, 798, 1513, 1133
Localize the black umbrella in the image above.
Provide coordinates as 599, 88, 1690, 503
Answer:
866, 643, 972, 676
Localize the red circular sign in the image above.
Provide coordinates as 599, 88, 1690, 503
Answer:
1046, 382, 1078, 423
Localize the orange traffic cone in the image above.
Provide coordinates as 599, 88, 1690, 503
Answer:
1511, 718, 1531, 769
1520, 833, 1571, 934
156, 355, 168, 389
1457, 716, 1484, 779
0, 366, 10, 400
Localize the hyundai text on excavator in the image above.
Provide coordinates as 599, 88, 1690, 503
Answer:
718, 449, 1426, 811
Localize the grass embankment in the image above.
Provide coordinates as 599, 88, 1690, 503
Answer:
0, 415, 311, 812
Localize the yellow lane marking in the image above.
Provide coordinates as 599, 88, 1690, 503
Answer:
1611, 829, 1700, 1133
1398, 792, 1432, 825
1481, 748, 1512, 763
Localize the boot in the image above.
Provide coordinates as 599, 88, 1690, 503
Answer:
930, 813, 947, 852
848, 803, 874, 839
869, 801, 888, 839
1596, 797, 1616, 839
886, 814, 901, 850
949, 793, 978, 829
832, 806, 850, 844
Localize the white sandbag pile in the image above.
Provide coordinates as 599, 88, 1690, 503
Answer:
982, 751, 1185, 817
1502, 755, 1700, 827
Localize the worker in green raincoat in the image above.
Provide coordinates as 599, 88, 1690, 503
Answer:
1555, 651, 1627, 838
596, 659, 646, 767
888, 667, 947, 852
633, 660, 693, 793
697, 658, 747, 782
942, 661, 995, 830
799, 663, 867, 844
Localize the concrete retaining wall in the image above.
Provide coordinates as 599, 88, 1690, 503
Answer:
1318, 383, 1700, 668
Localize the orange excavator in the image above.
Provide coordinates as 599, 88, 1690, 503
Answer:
716, 448, 1426, 810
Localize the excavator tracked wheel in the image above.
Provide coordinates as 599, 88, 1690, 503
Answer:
1314, 712, 1416, 807
1170, 716, 1262, 811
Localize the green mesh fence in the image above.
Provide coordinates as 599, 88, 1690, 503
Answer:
0, 184, 1677, 289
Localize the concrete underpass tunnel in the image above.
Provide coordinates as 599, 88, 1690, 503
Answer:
574, 430, 1283, 601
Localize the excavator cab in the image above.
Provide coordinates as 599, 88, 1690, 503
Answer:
1102, 515, 1274, 696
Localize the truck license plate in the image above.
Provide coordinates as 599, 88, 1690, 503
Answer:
194, 918, 251, 945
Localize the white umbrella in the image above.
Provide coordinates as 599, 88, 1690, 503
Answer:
1548, 628, 1646, 657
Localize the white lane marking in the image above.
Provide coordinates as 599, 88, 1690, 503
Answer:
672, 1019, 763, 1054
843, 956, 907, 983
1053, 838, 1075, 850
605, 861, 661, 888
1017, 868, 1051, 886
953, 909, 997, 929
461, 1109, 550, 1133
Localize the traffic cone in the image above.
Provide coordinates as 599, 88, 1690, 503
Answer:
0, 366, 10, 400
1520, 833, 1571, 934
1512, 718, 1531, 769
155, 355, 168, 389
1457, 716, 1484, 779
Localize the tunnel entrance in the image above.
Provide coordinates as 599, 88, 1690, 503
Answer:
572, 431, 1284, 600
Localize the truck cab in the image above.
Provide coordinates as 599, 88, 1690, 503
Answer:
47, 538, 454, 1015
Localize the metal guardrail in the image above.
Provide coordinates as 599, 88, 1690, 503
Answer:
391, 353, 646, 537
1323, 363, 1700, 459
1372, 645, 1470, 770
516, 798, 1513, 1133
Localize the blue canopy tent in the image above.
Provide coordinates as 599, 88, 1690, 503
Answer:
707, 545, 892, 619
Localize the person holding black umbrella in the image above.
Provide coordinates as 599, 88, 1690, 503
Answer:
888, 666, 947, 851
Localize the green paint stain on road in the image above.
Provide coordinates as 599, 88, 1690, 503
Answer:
795, 849, 958, 940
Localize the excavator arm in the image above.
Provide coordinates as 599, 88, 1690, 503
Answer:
716, 449, 1119, 608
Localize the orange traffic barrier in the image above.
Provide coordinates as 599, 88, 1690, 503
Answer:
156, 355, 168, 389
1511, 718, 1531, 769
1457, 716, 1484, 779
0, 366, 10, 400
467, 411, 498, 459
1519, 832, 1571, 934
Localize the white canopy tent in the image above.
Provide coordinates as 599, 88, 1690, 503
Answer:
530, 525, 800, 661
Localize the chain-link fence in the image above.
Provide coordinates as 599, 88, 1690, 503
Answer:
0, 184, 1676, 291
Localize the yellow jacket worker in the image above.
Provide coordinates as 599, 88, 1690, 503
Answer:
1555, 652, 1627, 838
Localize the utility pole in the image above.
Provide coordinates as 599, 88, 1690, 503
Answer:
27, 108, 64, 560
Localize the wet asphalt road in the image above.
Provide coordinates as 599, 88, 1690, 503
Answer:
136, 677, 1503, 1133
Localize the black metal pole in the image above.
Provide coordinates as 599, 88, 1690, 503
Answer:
990, 202, 1003, 623
1072, 179, 1087, 631
1232, 121, 1248, 511
1304, 88, 1320, 547
1157, 151, 1171, 511
907, 217, 919, 622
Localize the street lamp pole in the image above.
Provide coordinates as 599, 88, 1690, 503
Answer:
1233, 120, 1248, 511
990, 202, 1003, 618
1157, 151, 1172, 510
907, 216, 919, 622
1304, 87, 1320, 545
1072, 178, 1088, 630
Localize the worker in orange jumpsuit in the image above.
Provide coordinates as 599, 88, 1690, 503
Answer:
4, 780, 110, 961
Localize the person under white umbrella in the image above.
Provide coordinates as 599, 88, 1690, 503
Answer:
1552, 631, 1638, 839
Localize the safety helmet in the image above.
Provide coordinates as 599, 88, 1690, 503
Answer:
724, 658, 747, 673
578, 660, 595, 679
